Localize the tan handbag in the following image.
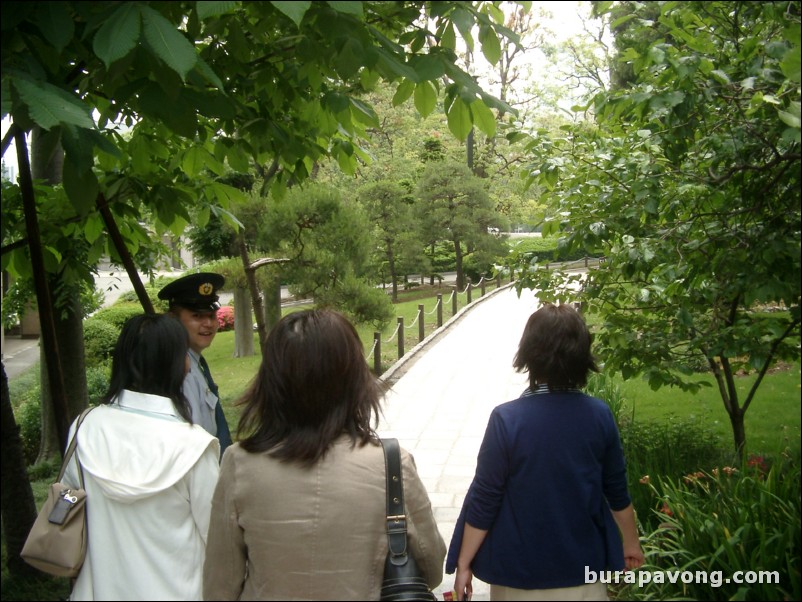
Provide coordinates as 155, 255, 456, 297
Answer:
21, 407, 95, 578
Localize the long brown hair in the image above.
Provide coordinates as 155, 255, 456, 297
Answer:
237, 309, 384, 465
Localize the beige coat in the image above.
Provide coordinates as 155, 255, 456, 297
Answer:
203, 437, 446, 600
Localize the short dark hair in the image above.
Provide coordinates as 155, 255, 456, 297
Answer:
513, 304, 598, 390
237, 309, 384, 465
102, 313, 192, 423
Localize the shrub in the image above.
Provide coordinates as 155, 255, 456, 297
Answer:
16, 398, 42, 466
216, 305, 235, 331
83, 318, 120, 366
89, 303, 144, 329
115, 277, 172, 311
617, 457, 801, 601
86, 364, 110, 404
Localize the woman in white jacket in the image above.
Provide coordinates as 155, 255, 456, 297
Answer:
63, 313, 220, 601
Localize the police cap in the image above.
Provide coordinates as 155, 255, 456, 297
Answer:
158, 272, 225, 312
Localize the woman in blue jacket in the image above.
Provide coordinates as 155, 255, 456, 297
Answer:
447, 303, 643, 601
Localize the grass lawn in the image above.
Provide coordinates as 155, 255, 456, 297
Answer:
614, 361, 801, 460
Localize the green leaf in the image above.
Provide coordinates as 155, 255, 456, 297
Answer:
327, 1, 363, 17
411, 54, 446, 81
470, 99, 496, 138
450, 5, 475, 52
441, 23, 457, 50
13, 78, 95, 130
414, 81, 437, 118
93, 3, 141, 68
778, 101, 801, 129
781, 45, 801, 83
181, 147, 206, 178
63, 158, 99, 216
350, 98, 379, 127
711, 69, 730, 85
271, 1, 311, 26
446, 96, 471, 141
140, 5, 197, 80
84, 214, 105, 244
392, 79, 415, 106
35, 2, 73, 52
479, 25, 501, 66
196, 1, 238, 20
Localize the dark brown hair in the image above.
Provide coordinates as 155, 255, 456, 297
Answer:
513, 303, 598, 390
237, 309, 383, 465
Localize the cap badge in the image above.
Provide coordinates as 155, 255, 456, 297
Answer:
198, 282, 214, 296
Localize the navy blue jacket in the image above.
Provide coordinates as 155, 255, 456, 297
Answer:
446, 389, 631, 589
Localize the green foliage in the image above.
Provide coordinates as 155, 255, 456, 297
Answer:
85, 364, 110, 405
257, 184, 374, 297
114, 278, 171, 310
2, 276, 104, 330
317, 273, 394, 331
82, 318, 120, 367
87, 303, 146, 330
621, 461, 801, 601
15, 399, 42, 467
519, 1, 802, 456
416, 160, 507, 290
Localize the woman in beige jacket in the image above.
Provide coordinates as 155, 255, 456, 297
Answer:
203, 309, 446, 601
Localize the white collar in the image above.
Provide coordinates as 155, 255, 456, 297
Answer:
114, 389, 181, 419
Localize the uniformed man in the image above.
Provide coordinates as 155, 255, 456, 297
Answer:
158, 272, 232, 458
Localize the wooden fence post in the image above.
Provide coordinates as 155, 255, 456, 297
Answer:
437, 294, 443, 328
467, 283, 472, 304
397, 317, 404, 359
452, 289, 457, 316
418, 305, 424, 343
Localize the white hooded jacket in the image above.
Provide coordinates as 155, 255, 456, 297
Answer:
63, 390, 220, 601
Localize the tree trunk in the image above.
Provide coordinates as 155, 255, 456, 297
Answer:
262, 277, 282, 334
387, 241, 398, 302
31, 127, 89, 464
238, 235, 267, 346
37, 289, 88, 465
233, 287, 254, 358
0, 362, 39, 578
454, 238, 465, 291
729, 409, 746, 465
16, 127, 70, 455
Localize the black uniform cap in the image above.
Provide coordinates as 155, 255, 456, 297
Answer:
158, 272, 225, 312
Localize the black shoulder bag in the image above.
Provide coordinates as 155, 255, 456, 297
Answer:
380, 438, 437, 602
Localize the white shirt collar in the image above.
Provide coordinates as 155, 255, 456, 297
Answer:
114, 389, 181, 419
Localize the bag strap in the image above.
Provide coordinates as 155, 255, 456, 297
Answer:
56, 407, 96, 484
381, 438, 409, 566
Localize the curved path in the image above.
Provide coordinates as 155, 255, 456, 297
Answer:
378, 284, 542, 600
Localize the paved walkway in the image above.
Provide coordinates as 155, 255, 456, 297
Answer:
378, 284, 541, 600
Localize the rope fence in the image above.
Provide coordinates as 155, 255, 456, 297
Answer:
371, 258, 602, 375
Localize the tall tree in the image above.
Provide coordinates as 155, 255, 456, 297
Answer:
1, 0, 519, 579
357, 180, 424, 302
417, 160, 507, 291
521, 0, 801, 460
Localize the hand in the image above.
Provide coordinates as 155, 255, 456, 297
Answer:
624, 546, 645, 570
454, 566, 473, 601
